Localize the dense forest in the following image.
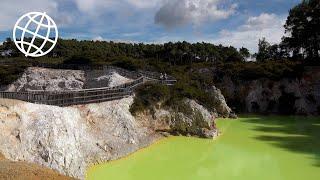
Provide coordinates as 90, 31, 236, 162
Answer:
0, 0, 319, 113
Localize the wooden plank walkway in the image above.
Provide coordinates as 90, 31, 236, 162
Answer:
0, 66, 177, 106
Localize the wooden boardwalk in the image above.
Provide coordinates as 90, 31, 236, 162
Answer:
0, 66, 176, 106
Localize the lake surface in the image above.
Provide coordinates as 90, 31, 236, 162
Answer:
87, 116, 320, 180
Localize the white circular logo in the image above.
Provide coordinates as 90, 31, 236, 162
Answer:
13, 12, 58, 57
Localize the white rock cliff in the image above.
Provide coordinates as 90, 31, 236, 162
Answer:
0, 97, 160, 179
0, 97, 217, 179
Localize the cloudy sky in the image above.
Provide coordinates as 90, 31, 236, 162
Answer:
0, 0, 300, 52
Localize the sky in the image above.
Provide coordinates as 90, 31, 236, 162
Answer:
0, 0, 301, 52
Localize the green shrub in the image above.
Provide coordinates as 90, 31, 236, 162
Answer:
110, 57, 144, 71
0, 64, 26, 85
130, 83, 170, 114
63, 55, 93, 65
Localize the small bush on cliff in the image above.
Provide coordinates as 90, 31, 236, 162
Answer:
130, 83, 170, 114
0, 64, 26, 85
130, 75, 220, 116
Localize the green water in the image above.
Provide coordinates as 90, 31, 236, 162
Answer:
87, 116, 320, 180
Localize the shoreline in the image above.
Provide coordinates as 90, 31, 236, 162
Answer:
86, 133, 221, 179
86, 135, 169, 178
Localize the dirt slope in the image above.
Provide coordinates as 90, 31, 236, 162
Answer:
0, 153, 73, 180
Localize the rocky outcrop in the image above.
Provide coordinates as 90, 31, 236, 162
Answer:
4, 67, 133, 92
84, 69, 133, 88
136, 99, 218, 138
0, 97, 218, 179
170, 99, 218, 138
217, 67, 320, 115
6, 67, 86, 92
95, 72, 132, 87
0, 97, 160, 179
245, 78, 320, 115
195, 68, 235, 118
208, 86, 235, 118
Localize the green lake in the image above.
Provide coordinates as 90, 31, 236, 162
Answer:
87, 116, 320, 180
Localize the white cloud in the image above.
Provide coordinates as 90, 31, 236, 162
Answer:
153, 13, 287, 53
74, 0, 161, 15
93, 36, 104, 41
91, 35, 140, 44
0, 0, 59, 31
122, 32, 142, 37
150, 35, 187, 44
241, 13, 284, 31
213, 13, 286, 52
126, 0, 162, 9
0, 0, 76, 32
73, 0, 116, 14
155, 0, 237, 28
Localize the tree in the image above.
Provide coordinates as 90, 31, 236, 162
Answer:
269, 44, 281, 60
239, 47, 250, 60
256, 38, 271, 62
283, 0, 320, 60
1, 38, 20, 57
64, 55, 93, 65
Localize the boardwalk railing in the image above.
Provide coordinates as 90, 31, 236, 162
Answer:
0, 66, 176, 106
139, 70, 177, 86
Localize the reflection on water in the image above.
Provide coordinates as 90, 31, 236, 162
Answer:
87, 116, 320, 180
244, 116, 320, 167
